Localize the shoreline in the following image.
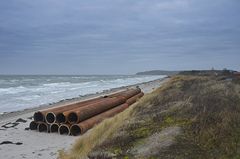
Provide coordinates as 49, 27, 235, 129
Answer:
0, 77, 168, 122
0, 77, 169, 159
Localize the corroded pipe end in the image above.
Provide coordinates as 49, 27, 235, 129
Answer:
45, 112, 56, 124
59, 124, 71, 135
38, 123, 49, 132
56, 113, 66, 123
50, 123, 59, 133
68, 112, 78, 124
33, 111, 44, 122
29, 121, 38, 130
70, 125, 82, 136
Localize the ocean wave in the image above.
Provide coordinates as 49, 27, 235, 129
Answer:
42, 82, 72, 87
0, 75, 166, 112
0, 86, 28, 94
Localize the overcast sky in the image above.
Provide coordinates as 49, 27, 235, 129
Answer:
0, 0, 239, 75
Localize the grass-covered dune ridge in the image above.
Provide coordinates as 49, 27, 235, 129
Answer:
60, 75, 240, 159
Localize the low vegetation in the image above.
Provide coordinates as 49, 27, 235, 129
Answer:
59, 74, 240, 159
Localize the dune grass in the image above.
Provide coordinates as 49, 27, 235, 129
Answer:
59, 75, 240, 159
89, 75, 240, 158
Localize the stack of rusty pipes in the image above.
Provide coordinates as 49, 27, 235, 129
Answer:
29, 88, 144, 136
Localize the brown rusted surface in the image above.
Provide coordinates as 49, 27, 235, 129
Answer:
58, 88, 141, 124
53, 97, 109, 124
108, 88, 141, 99
67, 96, 126, 124
34, 88, 140, 122
34, 96, 104, 123
126, 92, 144, 105
70, 103, 129, 136
45, 97, 108, 124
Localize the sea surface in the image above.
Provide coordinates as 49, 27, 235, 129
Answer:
0, 75, 166, 113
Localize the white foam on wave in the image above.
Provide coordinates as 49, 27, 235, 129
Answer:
43, 82, 72, 87
0, 75, 166, 113
0, 86, 28, 94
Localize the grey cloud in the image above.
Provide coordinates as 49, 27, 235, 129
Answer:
0, 0, 239, 74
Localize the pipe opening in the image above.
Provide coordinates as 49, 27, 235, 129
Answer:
50, 124, 59, 133
38, 123, 48, 132
59, 125, 70, 135
68, 112, 78, 123
34, 112, 44, 122
70, 125, 81, 136
29, 121, 38, 130
45, 112, 56, 124
56, 113, 66, 123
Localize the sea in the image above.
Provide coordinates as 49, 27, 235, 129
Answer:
0, 75, 166, 113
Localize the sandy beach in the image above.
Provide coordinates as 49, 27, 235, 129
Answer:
0, 78, 168, 159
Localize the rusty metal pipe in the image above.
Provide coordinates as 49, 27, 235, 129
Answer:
37, 122, 49, 133
54, 89, 140, 124
34, 88, 140, 122
45, 97, 107, 124
46, 112, 56, 124
108, 88, 141, 99
62, 88, 141, 124
70, 103, 129, 136
54, 97, 108, 124
59, 124, 71, 135
34, 96, 104, 122
50, 123, 60, 133
29, 121, 39, 130
67, 96, 126, 124
33, 111, 46, 122
126, 92, 144, 105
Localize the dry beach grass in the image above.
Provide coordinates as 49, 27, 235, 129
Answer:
59, 75, 240, 159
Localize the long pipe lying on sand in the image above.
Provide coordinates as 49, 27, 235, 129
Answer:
70, 103, 129, 136
59, 89, 140, 124
126, 92, 144, 105
108, 88, 141, 99
65, 89, 141, 124
34, 96, 104, 122
45, 97, 108, 124
66, 96, 126, 124
54, 97, 109, 124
